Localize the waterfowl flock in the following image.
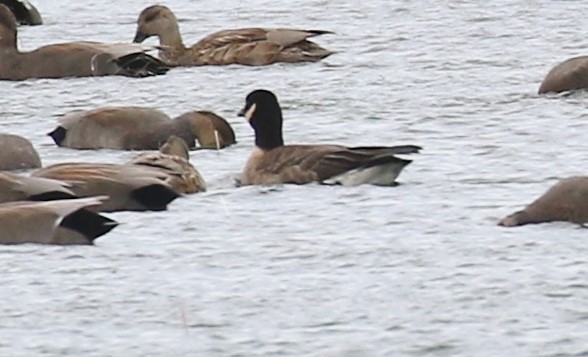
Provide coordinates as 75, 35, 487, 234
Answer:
1, 1, 588, 246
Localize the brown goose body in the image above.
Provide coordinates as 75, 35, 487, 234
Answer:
241, 144, 418, 186
238, 89, 421, 186
32, 163, 181, 212
539, 56, 588, 94
129, 136, 207, 194
499, 176, 588, 227
0, 196, 117, 245
0, 5, 168, 80
133, 5, 334, 66
49, 107, 235, 150
0, 133, 41, 170
0, 171, 75, 202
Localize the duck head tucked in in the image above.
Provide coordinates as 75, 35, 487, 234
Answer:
237, 89, 421, 186
128, 135, 207, 194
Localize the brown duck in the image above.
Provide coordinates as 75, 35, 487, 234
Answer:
237, 90, 421, 186
0, 4, 168, 80
132, 5, 334, 66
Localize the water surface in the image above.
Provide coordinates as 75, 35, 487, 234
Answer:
1, 1, 588, 356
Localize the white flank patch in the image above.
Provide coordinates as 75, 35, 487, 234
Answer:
323, 162, 407, 186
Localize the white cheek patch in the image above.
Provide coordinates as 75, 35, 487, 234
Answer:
244, 103, 256, 121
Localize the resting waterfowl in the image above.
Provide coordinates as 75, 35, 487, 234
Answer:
32, 163, 181, 212
0, 196, 118, 245
129, 136, 207, 194
132, 5, 334, 66
48, 106, 235, 150
174, 111, 236, 149
539, 56, 588, 94
0, 4, 168, 80
237, 89, 421, 186
499, 176, 588, 227
0, 133, 41, 170
0, 171, 75, 202
0, 0, 42, 25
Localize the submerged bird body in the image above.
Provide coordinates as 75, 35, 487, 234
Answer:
0, 196, 117, 245
0, 133, 41, 170
539, 56, 588, 94
133, 5, 334, 66
238, 90, 420, 186
499, 176, 588, 227
0, 5, 168, 80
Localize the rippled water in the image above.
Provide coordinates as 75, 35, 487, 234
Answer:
2, 1, 588, 356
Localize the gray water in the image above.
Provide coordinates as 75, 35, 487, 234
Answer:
1, 0, 588, 356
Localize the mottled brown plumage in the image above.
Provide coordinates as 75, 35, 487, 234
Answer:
129, 136, 207, 194
133, 5, 334, 66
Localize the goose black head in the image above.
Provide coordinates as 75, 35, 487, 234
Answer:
239, 89, 284, 149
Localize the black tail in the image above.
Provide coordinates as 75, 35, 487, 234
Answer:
131, 184, 181, 211
60, 208, 118, 243
48, 126, 67, 146
29, 191, 76, 201
307, 30, 335, 36
351, 145, 422, 155
115, 53, 170, 77
3, 0, 43, 25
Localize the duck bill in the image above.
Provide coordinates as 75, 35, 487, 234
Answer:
133, 32, 147, 43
